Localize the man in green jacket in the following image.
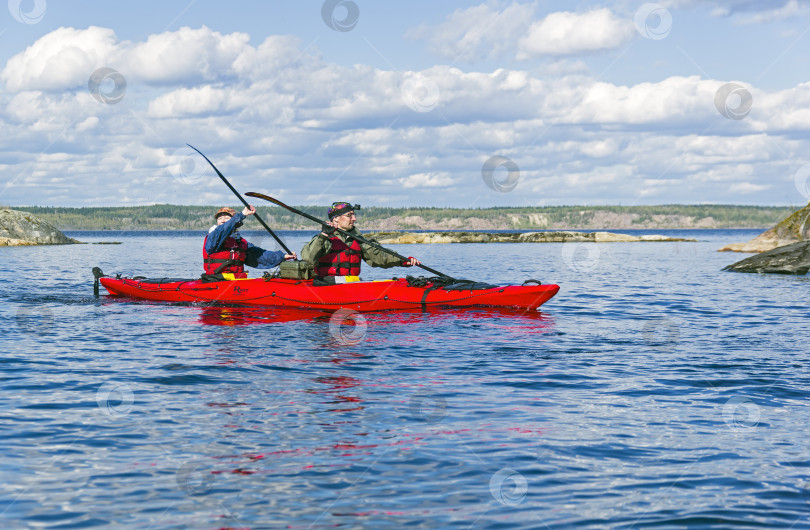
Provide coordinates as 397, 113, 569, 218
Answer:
301, 201, 420, 283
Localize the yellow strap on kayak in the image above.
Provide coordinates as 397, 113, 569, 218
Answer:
221, 273, 252, 281
333, 275, 362, 284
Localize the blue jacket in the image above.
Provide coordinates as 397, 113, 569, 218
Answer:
204, 212, 286, 269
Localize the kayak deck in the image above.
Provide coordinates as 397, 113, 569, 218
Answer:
99, 276, 559, 312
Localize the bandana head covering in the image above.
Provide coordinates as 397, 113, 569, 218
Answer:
327, 202, 360, 220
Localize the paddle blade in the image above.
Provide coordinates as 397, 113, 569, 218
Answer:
245, 191, 285, 208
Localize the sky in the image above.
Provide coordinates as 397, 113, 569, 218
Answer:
2, 0, 810, 208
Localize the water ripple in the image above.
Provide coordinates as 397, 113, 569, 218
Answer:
1, 230, 809, 528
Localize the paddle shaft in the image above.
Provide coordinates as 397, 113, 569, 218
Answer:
187, 145, 293, 255
245, 192, 453, 279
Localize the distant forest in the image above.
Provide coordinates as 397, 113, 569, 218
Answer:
8, 204, 800, 231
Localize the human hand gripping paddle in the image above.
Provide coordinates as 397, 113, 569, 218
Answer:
186, 144, 293, 255
244, 192, 455, 280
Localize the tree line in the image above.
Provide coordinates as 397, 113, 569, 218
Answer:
8, 204, 799, 230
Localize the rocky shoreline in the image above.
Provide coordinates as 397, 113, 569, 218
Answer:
723, 241, 810, 275
720, 202, 810, 274
0, 208, 79, 246
366, 231, 697, 244
719, 202, 810, 253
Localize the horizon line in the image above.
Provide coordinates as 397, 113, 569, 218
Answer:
5, 202, 807, 209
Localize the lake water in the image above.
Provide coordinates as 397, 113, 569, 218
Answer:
1, 229, 809, 529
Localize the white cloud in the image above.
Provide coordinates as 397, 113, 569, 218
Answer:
3, 23, 810, 207
517, 8, 634, 58
396, 172, 457, 188
1, 25, 251, 93
232, 35, 308, 80
668, 0, 810, 21
673, 135, 774, 164
410, 4, 635, 61
75, 116, 99, 131
755, 82, 810, 130
322, 129, 393, 156
563, 76, 718, 125
147, 85, 244, 118
735, 0, 810, 23
687, 165, 755, 185
1, 26, 118, 91
122, 26, 249, 84
406, 3, 535, 62
579, 139, 619, 158
729, 182, 770, 193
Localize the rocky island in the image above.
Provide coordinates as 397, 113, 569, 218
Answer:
723, 241, 810, 275
721, 202, 810, 274
366, 231, 697, 244
719, 202, 810, 252
0, 208, 79, 246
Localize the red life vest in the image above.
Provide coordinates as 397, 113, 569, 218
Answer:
316, 235, 362, 277
203, 233, 248, 278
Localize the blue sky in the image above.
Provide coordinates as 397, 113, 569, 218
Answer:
2, 0, 810, 208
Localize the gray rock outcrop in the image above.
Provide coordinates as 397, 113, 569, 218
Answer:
719, 202, 810, 252
0, 208, 79, 246
722, 240, 810, 275
367, 231, 696, 244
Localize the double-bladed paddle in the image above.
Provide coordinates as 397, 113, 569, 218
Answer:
245, 191, 454, 280
187, 144, 293, 255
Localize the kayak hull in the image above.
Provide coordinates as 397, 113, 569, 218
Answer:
99, 276, 559, 312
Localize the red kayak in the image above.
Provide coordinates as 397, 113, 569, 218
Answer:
98, 275, 559, 312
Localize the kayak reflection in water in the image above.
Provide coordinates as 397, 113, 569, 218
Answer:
202, 205, 297, 281
301, 201, 421, 285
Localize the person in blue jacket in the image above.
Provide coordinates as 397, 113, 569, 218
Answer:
203, 205, 297, 280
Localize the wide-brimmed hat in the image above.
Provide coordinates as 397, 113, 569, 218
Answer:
214, 207, 236, 219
